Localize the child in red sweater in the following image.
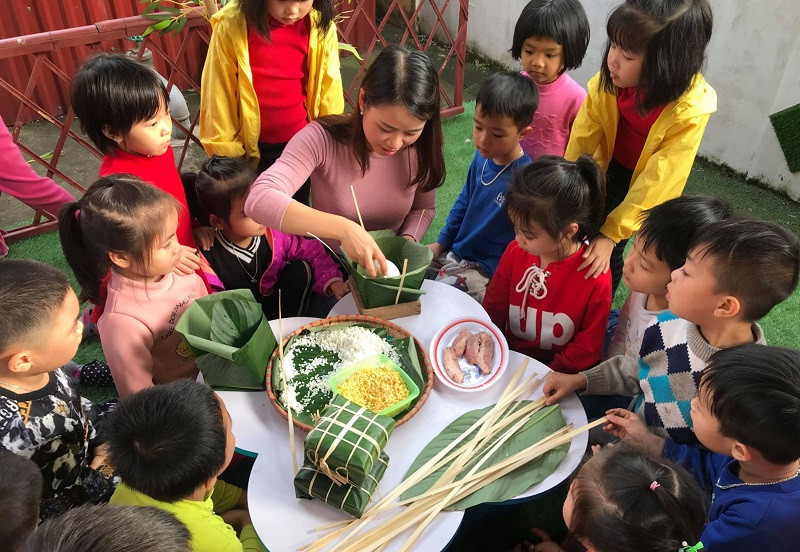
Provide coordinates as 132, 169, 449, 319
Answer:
70, 54, 202, 275
483, 155, 612, 373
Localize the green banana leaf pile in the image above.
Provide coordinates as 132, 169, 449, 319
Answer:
400, 402, 569, 510
271, 321, 426, 427
175, 289, 276, 390
340, 230, 433, 309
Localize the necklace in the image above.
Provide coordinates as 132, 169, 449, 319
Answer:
715, 465, 800, 489
0, 379, 35, 392
480, 150, 524, 186
235, 253, 259, 284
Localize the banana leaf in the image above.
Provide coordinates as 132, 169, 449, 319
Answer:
271, 323, 427, 426
400, 403, 569, 510
175, 289, 276, 389
340, 230, 433, 308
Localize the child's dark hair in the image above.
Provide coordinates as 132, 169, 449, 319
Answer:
637, 195, 732, 270
689, 218, 800, 321
475, 72, 539, 130
0, 259, 71, 352
506, 154, 605, 244
22, 505, 191, 552
0, 451, 42, 552
239, 0, 335, 38
105, 380, 227, 503
183, 155, 255, 226
700, 344, 800, 465
571, 444, 706, 552
317, 44, 445, 193
58, 174, 181, 304
600, 0, 713, 113
511, 0, 590, 72
70, 53, 169, 155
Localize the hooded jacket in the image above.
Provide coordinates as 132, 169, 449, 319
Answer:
565, 71, 717, 243
199, 0, 344, 162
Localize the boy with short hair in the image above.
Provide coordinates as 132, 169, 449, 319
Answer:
606, 195, 732, 358
605, 344, 800, 551
544, 219, 800, 445
427, 71, 538, 302
0, 259, 115, 517
107, 380, 265, 552
0, 450, 42, 551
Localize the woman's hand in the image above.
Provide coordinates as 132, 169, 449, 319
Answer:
339, 221, 387, 277
328, 280, 350, 299
541, 372, 587, 406
577, 235, 616, 279
173, 245, 201, 275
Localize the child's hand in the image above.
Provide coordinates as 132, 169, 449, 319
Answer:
89, 443, 110, 470
604, 408, 664, 455
427, 242, 445, 258
220, 508, 252, 534
193, 226, 216, 251
173, 245, 201, 275
513, 529, 565, 552
542, 372, 587, 406
578, 235, 615, 279
328, 280, 350, 299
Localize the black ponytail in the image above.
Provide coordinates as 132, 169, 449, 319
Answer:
574, 153, 606, 239
58, 198, 108, 304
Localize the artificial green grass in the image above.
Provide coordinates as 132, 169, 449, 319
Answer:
770, 103, 800, 173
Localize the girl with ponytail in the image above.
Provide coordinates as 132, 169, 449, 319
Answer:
483, 154, 612, 373
59, 174, 207, 398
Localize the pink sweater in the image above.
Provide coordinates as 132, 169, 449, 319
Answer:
520, 72, 586, 160
97, 270, 208, 398
244, 121, 436, 247
1, 114, 74, 256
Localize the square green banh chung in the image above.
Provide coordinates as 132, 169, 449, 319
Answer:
303, 395, 395, 487
294, 452, 389, 518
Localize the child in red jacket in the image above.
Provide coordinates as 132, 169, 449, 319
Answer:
483, 155, 612, 373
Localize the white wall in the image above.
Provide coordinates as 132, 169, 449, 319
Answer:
418, 0, 800, 198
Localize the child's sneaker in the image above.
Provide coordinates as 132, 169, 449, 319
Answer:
70, 360, 115, 387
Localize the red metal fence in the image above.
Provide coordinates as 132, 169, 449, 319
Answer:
0, 0, 468, 243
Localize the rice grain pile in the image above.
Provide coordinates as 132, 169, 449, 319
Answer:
338, 365, 409, 413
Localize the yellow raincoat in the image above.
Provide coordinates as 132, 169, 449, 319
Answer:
199, 0, 344, 162
565, 71, 717, 243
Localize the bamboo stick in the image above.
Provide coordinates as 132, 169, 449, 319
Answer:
277, 290, 298, 474
394, 259, 409, 304
412, 209, 426, 241
350, 185, 365, 229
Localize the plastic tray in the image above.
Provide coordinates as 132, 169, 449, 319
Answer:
328, 354, 420, 417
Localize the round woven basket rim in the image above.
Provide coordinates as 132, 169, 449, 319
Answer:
266, 314, 434, 432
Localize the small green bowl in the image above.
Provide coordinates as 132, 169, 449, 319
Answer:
328, 354, 420, 418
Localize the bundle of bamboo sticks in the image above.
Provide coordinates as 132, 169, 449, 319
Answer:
301, 360, 607, 552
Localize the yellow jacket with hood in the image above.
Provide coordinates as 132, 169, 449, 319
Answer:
199, 0, 344, 162
565, 71, 717, 243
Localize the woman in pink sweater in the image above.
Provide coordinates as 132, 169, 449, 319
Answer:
244, 44, 445, 276
0, 114, 74, 257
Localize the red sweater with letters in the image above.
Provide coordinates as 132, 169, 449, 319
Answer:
483, 241, 612, 373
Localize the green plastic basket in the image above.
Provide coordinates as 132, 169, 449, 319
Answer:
328, 354, 420, 417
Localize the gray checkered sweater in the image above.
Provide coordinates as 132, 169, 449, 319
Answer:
582, 311, 766, 445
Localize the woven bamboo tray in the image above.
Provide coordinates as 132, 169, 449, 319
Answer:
266, 315, 433, 432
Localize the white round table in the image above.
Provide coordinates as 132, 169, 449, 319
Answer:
220, 284, 588, 551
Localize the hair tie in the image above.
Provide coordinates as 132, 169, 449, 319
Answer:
649, 480, 661, 491
679, 541, 704, 551
74, 208, 81, 220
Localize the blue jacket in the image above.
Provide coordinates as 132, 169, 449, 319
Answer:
663, 440, 800, 552
437, 150, 530, 277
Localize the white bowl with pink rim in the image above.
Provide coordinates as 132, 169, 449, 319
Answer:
429, 317, 509, 392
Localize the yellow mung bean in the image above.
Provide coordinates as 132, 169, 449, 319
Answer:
338, 365, 408, 413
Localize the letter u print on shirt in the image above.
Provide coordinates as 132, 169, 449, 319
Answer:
508, 306, 575, 350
